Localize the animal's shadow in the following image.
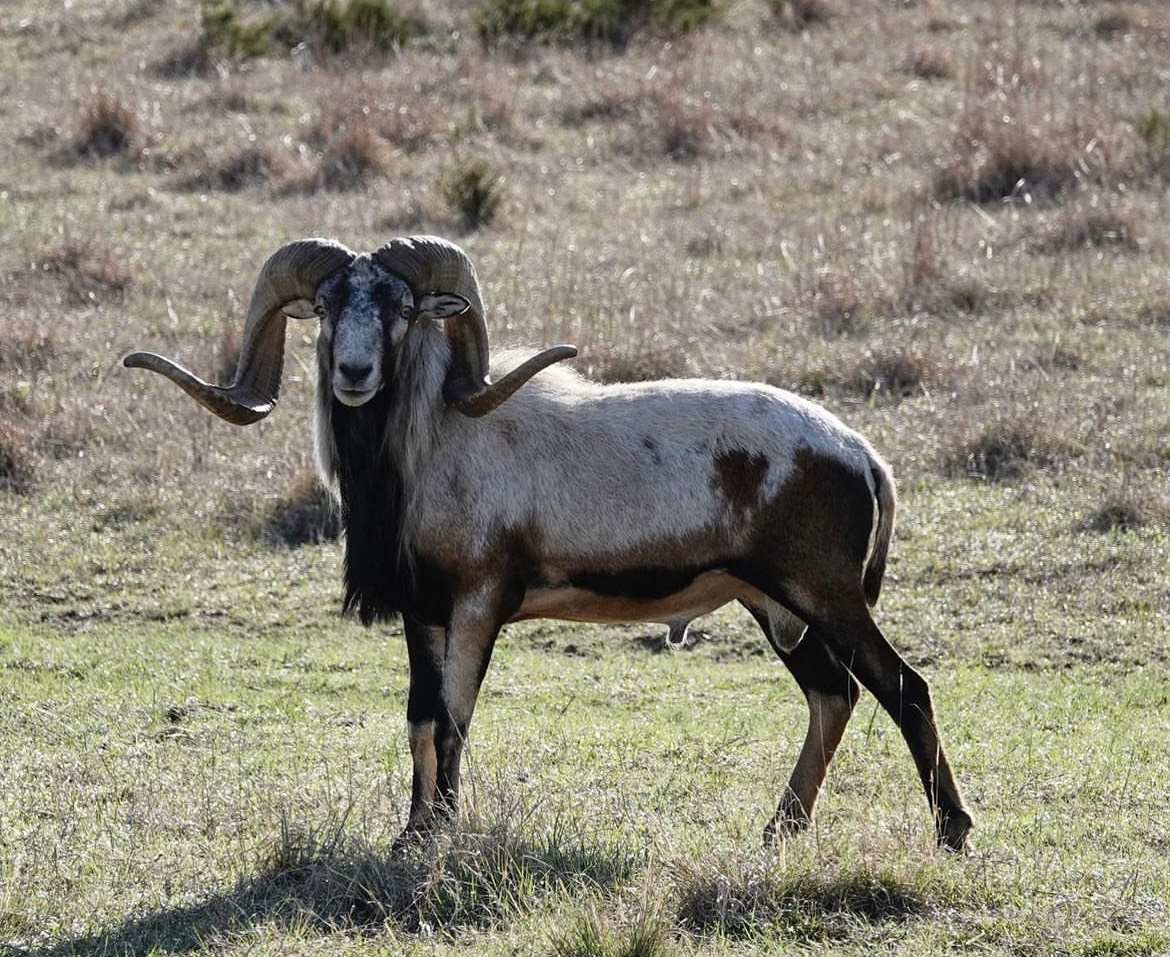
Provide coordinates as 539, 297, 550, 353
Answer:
6, 824, 640, 956
9, 826, 936, 954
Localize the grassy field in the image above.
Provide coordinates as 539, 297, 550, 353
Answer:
2, 0, 1169, 953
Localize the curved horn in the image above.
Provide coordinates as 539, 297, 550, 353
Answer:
453, 344, 578, 417
124, 239, 355, 425
373, 235, 576, 415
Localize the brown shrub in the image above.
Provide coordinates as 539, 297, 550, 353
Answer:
1032, 208, 1141, 254
1080, 491, 1169, 533
182, 146, 290, 193
768, 0, 833, 31
258, 472, 341, 547
440, 156, 505, 231
72, 93, 143, 160
904, 48, 953, 81
0, 422, 36, 493
316, 123, 388, 191
934, 111, 1080, 204
843, 346, 942, 403
942, 414, 1074, 481
586, 345, 692, 384
30, 240, 132, 307
0, 328, 56, 377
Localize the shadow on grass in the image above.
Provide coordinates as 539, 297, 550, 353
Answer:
674, 858, 946, 943
11, 818, 644, 955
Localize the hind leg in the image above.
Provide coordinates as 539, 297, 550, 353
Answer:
816, 609, 972, 850
742, 601, 860, 844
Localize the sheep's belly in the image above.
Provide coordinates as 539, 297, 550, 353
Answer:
511, 570, 763, 625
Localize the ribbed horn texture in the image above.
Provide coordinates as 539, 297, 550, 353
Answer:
124, 239, 355, 425
373, 235, 489, 407
373, 235, 576, 415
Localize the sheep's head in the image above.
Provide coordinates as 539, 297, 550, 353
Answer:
123, 235, 576, 423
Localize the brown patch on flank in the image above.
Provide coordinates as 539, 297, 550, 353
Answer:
713, 448, 769, 513
732, 447, 875, 620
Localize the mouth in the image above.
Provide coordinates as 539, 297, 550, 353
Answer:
333, 386, 377, 407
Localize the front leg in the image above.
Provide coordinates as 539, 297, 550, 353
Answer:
403, 616, 444, 835
401, 599, 503, 838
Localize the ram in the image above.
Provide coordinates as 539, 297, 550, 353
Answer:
125, 236, 972, 851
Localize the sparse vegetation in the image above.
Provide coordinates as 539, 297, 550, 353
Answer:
440, 156, 505, 230
200, 0, 421, 60
258, 472, 342, 547
3, 0, 1170, 954
71, 93, 143, 160
317, 123, 388, 190
477, 0, 718, 46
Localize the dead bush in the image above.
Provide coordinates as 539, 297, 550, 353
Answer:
585, 344, 692, 384
440, 156, 506, 231
904, 48, 953, 80
934, 112, 1080, 204
0, 423, 36, 494
71, 93, 143, 160
1080, 491, 1169, 533
1032, 209, 1140, 254
258, 472, 341, 547
768, 0, 833, 31
29, 240, 132, 307
182, 146, 290, 193
316, 124, 388, 191
942, 414, 1074, 481
843, 346, 942, 403
0, 328, 56, 377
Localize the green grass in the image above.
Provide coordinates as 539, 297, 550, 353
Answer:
2, 482, 1168, 954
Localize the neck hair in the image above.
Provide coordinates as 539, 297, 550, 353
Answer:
314, 320, 450, 623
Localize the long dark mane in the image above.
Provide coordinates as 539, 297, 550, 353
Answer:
333, 387, 414, 625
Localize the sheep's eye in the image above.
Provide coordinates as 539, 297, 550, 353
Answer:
314, 302, 326, 318
401, 304, 416, 321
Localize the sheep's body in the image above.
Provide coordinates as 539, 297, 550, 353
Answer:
319, 336, 970, 851
126, 237, 972, 852
406, 360, 877, 632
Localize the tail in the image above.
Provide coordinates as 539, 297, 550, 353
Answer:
863, 456, 897, 606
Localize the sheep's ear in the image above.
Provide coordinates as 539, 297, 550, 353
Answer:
416, 293, 469, 321
281, 298, 317, 320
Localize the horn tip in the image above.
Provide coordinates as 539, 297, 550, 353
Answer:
122, 350, 154, 369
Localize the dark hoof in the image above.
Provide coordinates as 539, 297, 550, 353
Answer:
937, 809, 974, 853
764, 792, 811, 846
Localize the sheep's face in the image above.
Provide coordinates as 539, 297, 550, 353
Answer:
294, 256, 468, 408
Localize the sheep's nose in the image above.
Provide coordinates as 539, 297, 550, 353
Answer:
338, 361, 374, 384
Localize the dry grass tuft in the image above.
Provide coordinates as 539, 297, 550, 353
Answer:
26, 240, 132, 307
548, 902, 671, 957
672, 856, 937, 941
0, 422, 37, 494
942, 413, 1075, 481
1032, 208, 1140, 254
1080, 489, 1170, 533
0, 328, 56, 378
182, 146, 290, 193
768, 0, 833, 31
903, 47, 953, 81
440, 156, 506, 231
315, 123, 388, 191
258, 472, 342, 548
842, 346, 942, 403
934, 104, 1089, 205
585, 344, 693, 384
243, 807, 643, 935
71, 93, 144, 160
1092, 8, 1137, 40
